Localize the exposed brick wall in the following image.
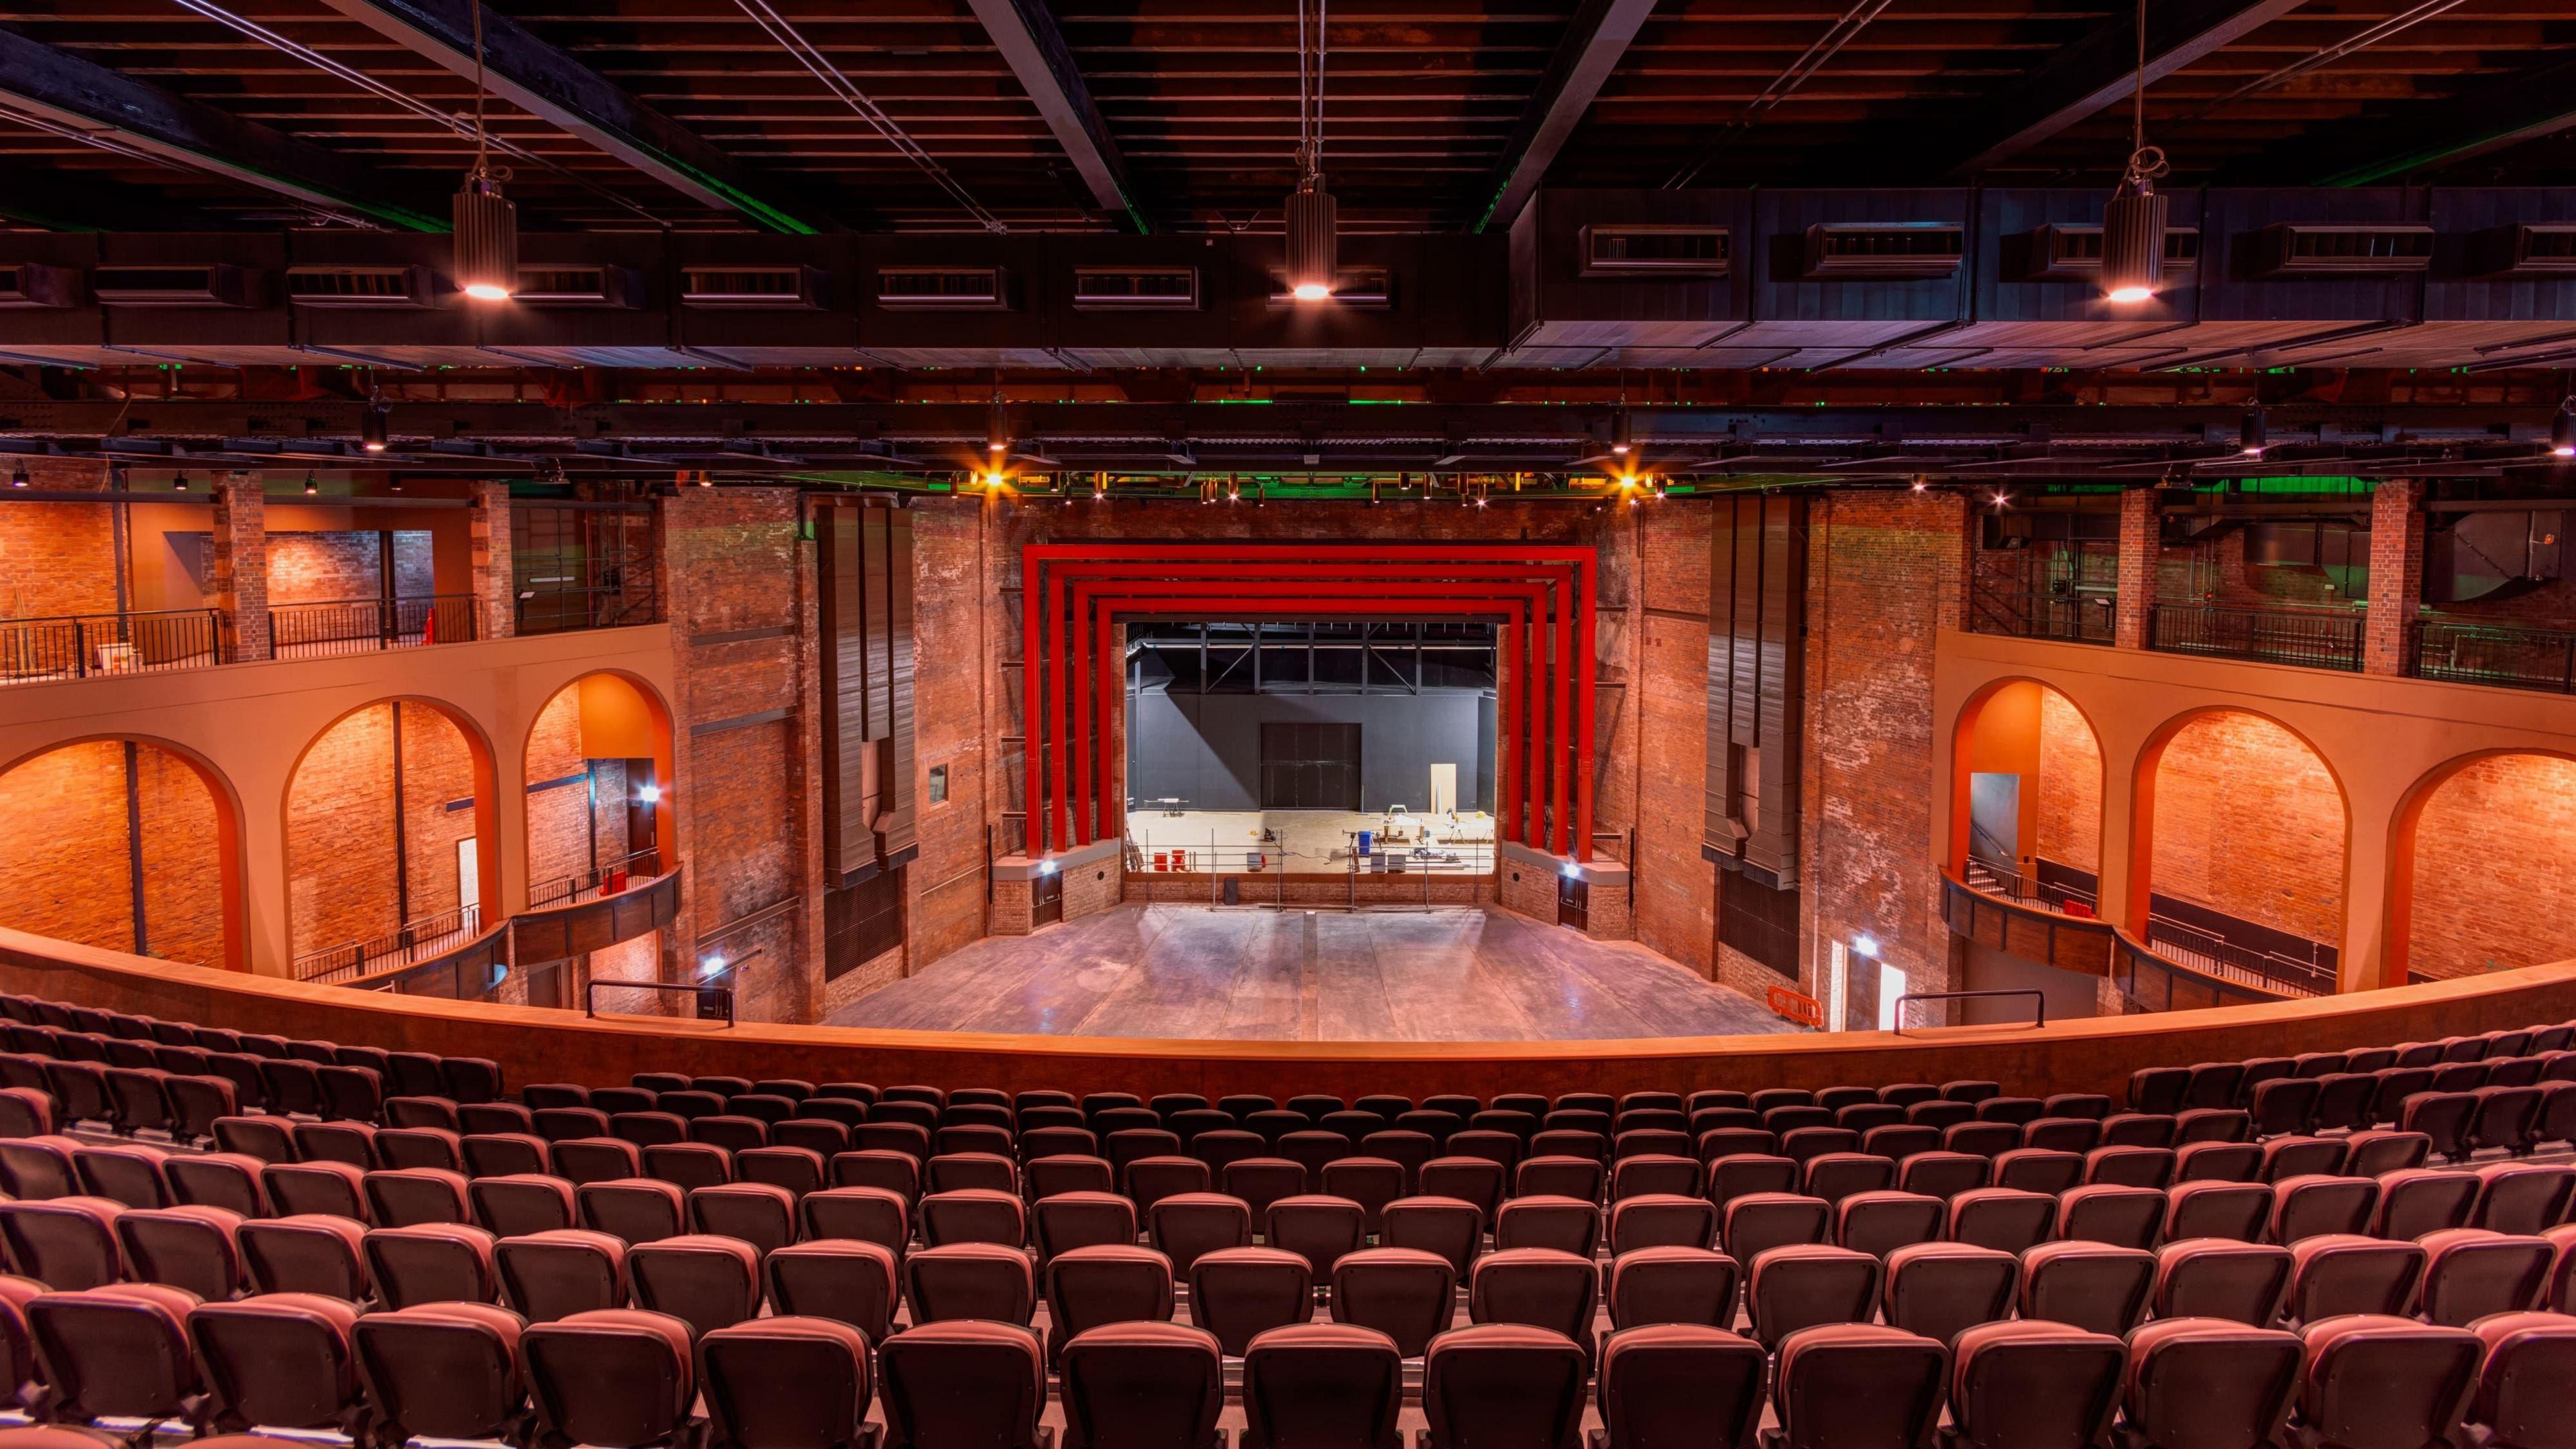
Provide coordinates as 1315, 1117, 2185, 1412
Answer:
684, 718, 802, 1022
286, 702, 480, 959
1500, 861, 1556, 921
0, 503, 119, 621
990, 877, 1033, 936
261, 530, 436, 606
2407, 753, 2576, 979
2114, 489, 2157, 651
1126, 873, 1495, 907
1064, 857, 1122, 921
1634, 504, 1715, 975
908, 500, 989, 972
823, 943, 907, 1014
1802, 491, 1969, 1028
2365, 481, 2426, 676
2035, 687, 2102, 873
522, 686, 632, 894
2148, 710, 2346, 946
0, 741, 225, 966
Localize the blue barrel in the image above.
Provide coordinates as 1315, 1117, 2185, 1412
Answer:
1357, 830, 1374, 856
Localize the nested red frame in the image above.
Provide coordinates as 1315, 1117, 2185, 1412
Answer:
1022, 543, 1598, 863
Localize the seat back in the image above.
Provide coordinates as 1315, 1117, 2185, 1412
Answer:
765, 1240, 898, 1344
903, 1241, 1036, 1327
1044, 1244, 1176, 1364
2019, 1243, 2154, 1336
1770, 1325, 1948, 1449
362, 1222, 498, 1308
1882, 1242, 2018, 1346
1328, 1247, 1456, 1358
0, 1199, 123, 1290
2418, 1229, 2553, 1326
523, 1308, 696, 1449
239, 1214, 370, 1300
2469, 1312, 2576, 1449
1058, 1321, 1224, 1449
495, 1228, 629, 1323
25, 1284, 203, 1421
1187, 1247, 1313, 1356
2151, 1241, 2292, 1326
1421, 1323, 1589, 1449
2286, 1234, 2424, 1326
2296, 1316, 2480, 1449
1746, 1244, 1881, 1349
1593, 1324, 1766, 1449
1239, 1322, 1403, 1449
629, 1234, 762, 1341
698, 1316, 874, 1449
1947, 1321, 2125, 1449
352, 1301, 527, 1443
190, 1291, 364, 1433
1468, 1247, 1599, 1349
115, 1205, 243, 1302
877, 1321, 1047, 1449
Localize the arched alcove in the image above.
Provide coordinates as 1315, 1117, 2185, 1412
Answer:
284, 698, 496, 976
2392, 751, 2576, 984
518, 671, 678, 1009
0, 737, 244, 971
2135, 708, 2349, 993
1949, 678, 2106, 901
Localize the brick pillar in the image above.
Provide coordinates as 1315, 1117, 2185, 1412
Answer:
2112, 486, 2159, 651
2364, 478, 2426, 676
468, 480, 515, 640
209, 472, 268, 661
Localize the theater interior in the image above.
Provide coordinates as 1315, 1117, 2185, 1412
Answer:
0, 0, 2573, 1444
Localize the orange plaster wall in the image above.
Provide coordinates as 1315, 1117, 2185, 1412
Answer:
2408, 753, 2576, 980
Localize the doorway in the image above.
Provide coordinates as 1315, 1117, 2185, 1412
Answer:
1428, 762, 1457, 815
1558, 874, 1589, 931
456, 838, 480, 920
1967, 772, 2019, 871
1032, 869, 1065, 927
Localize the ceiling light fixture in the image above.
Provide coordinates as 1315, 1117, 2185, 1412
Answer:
360, 402, 388, 453
303, 472, 318, 495
172, 472, 190, 493
2100, 0, 2169, 305
2240, 410, 2267, 456
986, 392, 1010, 456
7, 465, 25, 489
451, 0, 517, 302
2553, 401, 2575, 459
1611, 393, 1633, 455
1283, 0, 1336, 302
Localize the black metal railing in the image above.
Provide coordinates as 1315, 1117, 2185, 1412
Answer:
2143, 914, 2335, 998
269, 594, 478, 658
0, 608, 229, 685
585, 977, 733, 1027
1893, 988, 2047, 1030
529, 847, 665, 911
2410, 620, 2576, 694
2114, 935, 2296, 1013
1963, 859, 2099, 916
294, 904, 484, 985
1967, 592, 2116, 645
2146, 603, 2365, 672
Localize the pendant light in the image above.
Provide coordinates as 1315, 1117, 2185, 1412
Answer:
360, 401, 390, 453
2551, 400, 2573, 459
1283, 0, 1336, 302
451, 0, 517, 303
2100, 0, 2169, 305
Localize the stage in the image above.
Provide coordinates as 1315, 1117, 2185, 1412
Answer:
828, 904, 1792, 1041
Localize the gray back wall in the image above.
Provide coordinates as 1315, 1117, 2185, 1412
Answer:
1126, 690, 1497, 814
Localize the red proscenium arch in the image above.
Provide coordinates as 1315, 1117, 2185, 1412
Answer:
1021, 543, 1599, 865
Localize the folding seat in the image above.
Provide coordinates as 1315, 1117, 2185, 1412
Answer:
1835, 1191, 1945, 1260
2268, 1175, 2377, 1245
1556, 1093, 1617, 1117
771, 1119, 851, 1161
1746, 1244, 1880, 1350
1611, 1194, 1719, 1254
1287, 1094, 1346, 1122
1882, 1242, 2017, 1346
1478, 1112, 1544, 1143
116, 1205, 244, 1301
2183, 1063, 2248, 1112
858, 1122, 934, 1160
1722, 1191, 1831, 1268
1592, 1326, 1768, 1449
2372, 1169, 2478, 1241
1780, 1128, 1862, 1167
1765, 1324, 1949, 1449
2370, 1069, 2438, 1128
1913, 1101, 1976, 1132
2402, 1093, 2477, 1163
2018, 1242, 2153, 1336
2105, 1112, 2181, 1150
2151, 1240, 2292, 1326
2471, 1163, 2575, 1235
732, 1094, 803, 1128
1421, 1150, 1504, 1217
292, 1120, 380, 1171
0, 1084, 50, 1141
1898, 1151, 1989, 1200
633, 1072, 694, 1095
2538, 1085, 2576, 1153
362, 1221, 498, 1308
1159, 1191, 1256, 1268
1190, 1130, 1269, 1175
72, 1142, 170, 1209
1355, 1093, 1413, 1122
1946, 1320, 2126, 1449
1768, 1108, 1837, 1140
1992, 1148, 2083, 1194
363, 1165, 472, 1226
689, 1181, 800, 1257
1128, 1154, 1214, 1211
692, 1116, 771, 1155
164, 1152, 266, 1218
765, 1239, 898, 1343
258, 1057, 326, 1119
664, 1090, 732, 1124
1468, 1246, 1598, 1364
1697, 1125, 1771, 1159
2249, 1079, 2320, 1140
350, 1301, 529, 1446
645, 1142, 735, 1191
814, 1083, 879, 1109
2432, 1065, 2493, 1095
2130, 1067, 2190, 1115
1027, 1155, 1116, 1201
190, 1291, 368, 1436
0, 1198, 123, 1290
695, 1316, 875, 1449
1420, 1323, 1589, 1449
1613, 1154, 1703, 1201
2344, 1048, 2402, 1075
1496, 1195, 1601, 1257
1330, 1247, 1457, 1357
1023, 1124, 1102, 1162
936, 1124, 1014, 1161
1802, 1152, 1896, 1205
533, 1106, 611, 1144
1217, 1094, 1276, 1122
470, 1173, 577, 1237
37, 1061, 111, 1132
2024, 1119, 2102, 1155
387, 1094, 463, 1131
2311, 1076, 2379, 1135
1032, 1190, 1136, 1271
23, 1283, 206, 1428
903, 1241, 1036, 1328
2417, 1230, 2552, 1326
1224, 1158, 1309, 1218
2176, 1142, 2265, 1183
1267, 1195, 1366, 1281
628, 1234, 762, 1340
2465, 1311, 2576, 1449
101, 1067, 174, 1139
2086, 1145, 2177, 1189
2177, 1109, 2254, 1145
1976, 1097, 2046, 1128
1754, 1090, 1816, 1116
2552, 1223, 2576, 1312
2259, 1137, 2346, 1183
1397, 1111, 1464, 1147
1155, 1094, 1217, 1126
495, 1228, 628, 1323
378, 1126, 465, 1172
1322, 1157, 1406, 1232
1188, 1246, 1311, 1356
875, 1320, 1047, 1449
615, 1112, 692, 1148
238, 1214, 370, 1299
1841, 1105, 1907, 1136
578, 1177, 688, 1244
1865, 1125, 1945, 1164
521, 1307, 695, 1449
315, 1065, 385, 1126
1383, 1195, 1485, 1275
462, 1132, 551, 1178
1043, 1244, 1177, 1364
2162, 1181, 2271, 1244
2292, 1316, 2480, 1449
2285, 1235, 2424, 1325
1445, 1129, 1522, 1174
832, 1148, 923, 1200
801, 1185, 910, 1258
1944, 1186, 2055, 1254
1709, 1151, 1800, 1212
2055, 1185, 2162, 1250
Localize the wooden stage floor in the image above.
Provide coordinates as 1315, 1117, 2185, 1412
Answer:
829, 904, 1793, 1041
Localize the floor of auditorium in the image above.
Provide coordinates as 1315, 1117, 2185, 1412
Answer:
830, 904, 1791, 1040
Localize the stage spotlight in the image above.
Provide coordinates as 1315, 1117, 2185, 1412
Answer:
8, 465, 25, 489
2240, 411, 2267, 456
2553, 402, 2575, 459
987, 398, 1011, 456
1611, 407, 1632, 456
637, 784, 662, 804
303, 472, 318, 495
361, 404, 389, 453
1285, 177, 1337, 302
172, 471, 189, 493
453, 174, 517, 302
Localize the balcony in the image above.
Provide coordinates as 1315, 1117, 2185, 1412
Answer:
2147, 602, 2365, 672
2410, 619, 2576, 694
294, 856, 682, 1004
1944, 869, 2329, 1010
1967, 590, 2116, 646
270, 595, 479, 658
0, 608, 230, 686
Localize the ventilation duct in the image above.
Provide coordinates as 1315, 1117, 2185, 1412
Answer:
93, 264, 264, 308
1580, 225, 1730, 276
875, 266, 1009, 311
1071, 266, 1199, 310
2251, 223, 2435, 276
1802, 223, 1964, 279
2425, 510, 2567, 604
2471, 223, 2576, 276
0, 264, 83, 309
682, 265, 828, 309
515, 265, 645, 309
285, 264, 441, 309
2024, 224, 2200, 282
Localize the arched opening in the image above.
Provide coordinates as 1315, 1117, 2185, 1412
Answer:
284, 700, 496, 981
518, 672, 677, 1010
2392, 751, 2576, 985
2135, 709, 2347, 996
0, 738, 244, 971
1949, 679, 2104, 909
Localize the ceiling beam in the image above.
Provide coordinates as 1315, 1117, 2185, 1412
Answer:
313, 0, 839, 233
1469, 0, 1659, 233
0, 28, 445, 231
965, 0, 1146, 231
2285, 55, 2576, 186
1930, 0, 2309, 179
0, 167, 221, 231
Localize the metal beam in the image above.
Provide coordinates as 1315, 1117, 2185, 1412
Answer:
1931, 0, 2309, 179
313, 0, 838, 233
0, 28, 445, 231
966, 0, 1146, 231
2291, 55, 2576, 186
1470, 0, 1659, 233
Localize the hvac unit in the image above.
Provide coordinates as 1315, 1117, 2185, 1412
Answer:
93, 264, 265, 308
874, 266, 1011, 311
2251, 223, 2435, 276
2473, 223, 2576, 276
1503, 191, 1750, 364
1071, 266, 1199, 311
285, 264, 441, 308
1801, 223, 1966, 279
682, 264, 829, 309
1579, 225, 1730, 276
515, 265, 646, 309
0, 264, 83, 309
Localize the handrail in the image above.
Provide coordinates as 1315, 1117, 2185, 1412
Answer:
512, 865, 683, 967
340, 920, 511, 1000
0, 608, 230, 686
295, 904, 484, 985
2410, 619, 2576, 694
2146, 602, 2365, 672
530, 847, 665, 910
586, 977, 733, 1027
1940, 868, 2302, 1008
1894, 988, 2045, 1030
269, 594, 478, 658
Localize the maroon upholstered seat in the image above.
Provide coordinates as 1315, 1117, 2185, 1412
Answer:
1946, 1320, 2125, 1449
1043, 1243, 1175, 1364
903, 1241, 1037, 1327
1059, 1321, 1224, 1449
765, 1239, 898, 1343
362, 1222, 498, 1307
1882, 1242, 2017, 1346
24, 1283, 206, 1425
115, 1205, 244, 1302
1188, 1246, 1313, 1356
1328, 1247, 1456, 1358
352, 1302, 528, 1444
1763, 1324, 1947, 1449
877, 1320, 1048, 1449
2150, 1241, 2292, 1326
1421, 1322, 1590, 1449
523, 1308, 697, 1449
238, 1214, 370, 1300
1594, 1323, 1766, 1449
1746, 1244, 1880, 1350
2285, 1234, 2424, 1325
495, 1228, 629, 1323
2417, 1230, 2552, 1326
1240, 1322, 1403, 1449
698, 1316, 874, 1449
628, 1233, 763, 1340
2019, 1242, 2153, 1336
2291, 1316, 2479, 1449
190, 1291, 366, 1435
2466, 1312, 2576, 1449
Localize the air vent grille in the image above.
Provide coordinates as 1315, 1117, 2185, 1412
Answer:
517, 265, 644, 308
0, 264, 83, 309
682, 264, 825, 309
875, 266, 1009, 310
1071, 266, 1199, 310
1580, 225, 1731, 276
2473, 223, 2576, 276
2025, 224, 2200, 281
2253, 223, 2434, 276
285, 264, 437, 308
93, 264, 264, 308
1803, 223, 1964, 279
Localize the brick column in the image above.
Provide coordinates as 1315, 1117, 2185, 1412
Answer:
468, 480, 515, 640
2112, 486, 2158, 651
209, 472, 269, 661
2364, 478, 2426, 676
